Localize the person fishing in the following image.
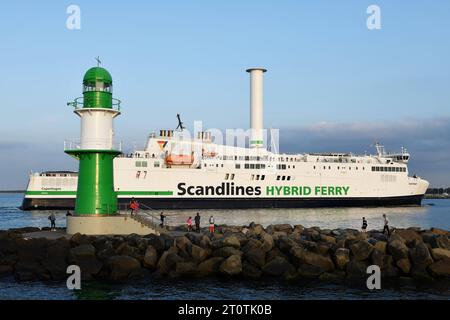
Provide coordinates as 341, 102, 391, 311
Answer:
48, 213, 56, 230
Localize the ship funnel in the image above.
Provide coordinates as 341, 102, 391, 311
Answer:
246, 67, 267, 148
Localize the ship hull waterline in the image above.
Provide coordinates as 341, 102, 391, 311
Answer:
21, 194, 425, 210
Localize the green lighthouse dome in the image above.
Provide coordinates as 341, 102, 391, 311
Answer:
83, 67, 113, 84
82, 66, 113, 108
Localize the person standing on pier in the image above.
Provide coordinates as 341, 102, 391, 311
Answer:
382, 214, 390, 236
361, 217, 368, 233
129, 198, 139, 215
195, 212, 201, 233
48, 213, 56, 230
209, 215, 215, 234
160, 212, 166, 227
187, 216, 193, 232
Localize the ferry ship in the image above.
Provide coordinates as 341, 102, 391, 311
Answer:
21, 68, 429, 210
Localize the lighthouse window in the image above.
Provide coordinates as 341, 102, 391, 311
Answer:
256, 164, 261, 169
282, 176, 286, 181
225, 173, 229, 180
231, 174, 235, 180
135, 161, 141, 167
250, 164, 255, 169
136, 171, 141, 179
287, 176, 291, 181
277, 176, 281, 180
154, 162, 160, 168
235, 164, 241, 169
261, 175, 265, 180
245, 164, 249, 169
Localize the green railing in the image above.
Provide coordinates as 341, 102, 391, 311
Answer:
67, 97, 121, 111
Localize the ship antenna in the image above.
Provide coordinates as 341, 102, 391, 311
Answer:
176, 113, 185, 131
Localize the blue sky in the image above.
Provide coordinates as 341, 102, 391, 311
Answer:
0, 0, 449, 189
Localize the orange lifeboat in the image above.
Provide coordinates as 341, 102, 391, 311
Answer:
165, 153, 194, 165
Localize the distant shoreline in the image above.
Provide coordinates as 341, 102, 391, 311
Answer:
0, 190, 25, 193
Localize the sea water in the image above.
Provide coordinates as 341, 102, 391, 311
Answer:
0, 193, 449, 300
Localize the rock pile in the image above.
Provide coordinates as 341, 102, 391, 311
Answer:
0, 224, 449, 282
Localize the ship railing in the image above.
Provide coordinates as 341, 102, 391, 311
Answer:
63, 139, 123, 151
67, 97, 121, 111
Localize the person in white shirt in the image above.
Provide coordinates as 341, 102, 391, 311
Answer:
382, 214, 390, 236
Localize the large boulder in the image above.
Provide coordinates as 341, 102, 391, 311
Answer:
430, 228, 450, 237
334, 248, 350, 270
374, 241, 387, 254
297, 264, 324, 278
320, 234, 336, 244
0, 236, 16, 254
382, 255, 399, 278
190, 244, 209, 263
197, 257, 224, 276
213, 247, 242, 258
396, 258, 411, 274
431, 248, 450, 261
199, 235, 212, 249
70, 233, 92, 246
156, 247, 180, 274
115, 243, 143, 262
260, 233, 274, 253
219, 254, 242, 276
351, 240, 374, 261
175, 236, 192, 252
143, 245, 158, 270
428, 257, 450, 277
395, 229, 422, 246
346, 260, 369, 278
68, 244, 102, 279
302, 250, 335, 272
371, 249, 384, 267
436, 236, 450, 250
175, 261, 197, 276
145, 234, 165, 252
107, 255, 141, 280
41, 239, 70, 280
272, 224, 293, 233
243, 247, 265, 268
409, 242, 433, 267
262, 256, 295, 277
242, 261, 262, 279
222, 236, 241, 249
388, 239, 409, 261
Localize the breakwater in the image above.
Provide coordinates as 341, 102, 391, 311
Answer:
0, 224, 449, 282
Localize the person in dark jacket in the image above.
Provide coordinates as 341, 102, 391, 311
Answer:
194, 212, 201, 233
362, 217, 368, 232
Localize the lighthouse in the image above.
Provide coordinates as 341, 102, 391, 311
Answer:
65, 62, 121, 215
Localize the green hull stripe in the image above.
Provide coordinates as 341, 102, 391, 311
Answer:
116, 191, 173, 196
26, 191, 77, 195
26, 191, 173, 196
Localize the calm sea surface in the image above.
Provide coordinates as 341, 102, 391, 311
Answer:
0, 193, 449, 300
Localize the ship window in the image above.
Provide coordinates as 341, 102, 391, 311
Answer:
235, 164, 241, 169
313, 166, 316, 169
323, 166, 326, 170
